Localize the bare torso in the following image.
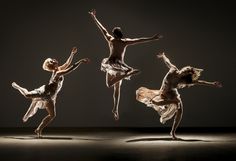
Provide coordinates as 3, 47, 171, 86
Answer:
108, 38, 127, 62
160, 69, 181, 99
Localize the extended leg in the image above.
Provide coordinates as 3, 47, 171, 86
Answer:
112, 81, 122, 120
35, 100, 56, 138
12, 82, 30, 97
12, 82, 42, 98
170, 101, 183, 140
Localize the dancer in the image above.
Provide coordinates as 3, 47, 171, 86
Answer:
89, 9, 162, 120
136, 52, 222, 139
12, 47, 90, 138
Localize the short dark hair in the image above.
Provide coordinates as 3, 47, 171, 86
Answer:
112, 27, 123, 38
181, 74, 193, 84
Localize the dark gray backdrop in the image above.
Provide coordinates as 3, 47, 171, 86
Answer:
1, 0, 235, 127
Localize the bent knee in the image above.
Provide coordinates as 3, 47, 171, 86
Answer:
49, 114, 56, 119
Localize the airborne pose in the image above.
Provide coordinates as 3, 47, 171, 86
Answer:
89, 9, 162, 120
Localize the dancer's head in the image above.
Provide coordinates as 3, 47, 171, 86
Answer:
179, 66, 203, 83
42, 58, 59, 71
112, 27, 123, 39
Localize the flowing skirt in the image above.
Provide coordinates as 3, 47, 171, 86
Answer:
22, 85, 48, 122
101, 58, 135, 80
136, 87, 179, 124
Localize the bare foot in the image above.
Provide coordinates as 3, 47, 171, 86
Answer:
170, 131, 180, 140
112, 110, 119, 121
160, 117, 166, 124
22, 117, 27, 123
34, 129, 42, 138
127, 69, 140, 76
12, 82, 20, 89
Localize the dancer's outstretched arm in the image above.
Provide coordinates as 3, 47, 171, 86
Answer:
56, 58, 90, 77
191, 80, 222, 88
125, 34, 162, 46
157, 52, 178, 70
58, 47, 77, 70
89, 9, 112, 41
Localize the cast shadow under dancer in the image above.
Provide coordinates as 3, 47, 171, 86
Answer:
136, 52, 222, 139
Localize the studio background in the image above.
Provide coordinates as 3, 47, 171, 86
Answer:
1, 0, 235, 127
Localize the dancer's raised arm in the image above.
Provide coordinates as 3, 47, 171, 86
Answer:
89, 9, 112, 41
157, 52, 178, 70
56, 58, 90, 77
125, 34, 162, 46
58, 47, 77, 70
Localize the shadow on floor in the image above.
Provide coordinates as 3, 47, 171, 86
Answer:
126, 137, 211, 143
3, 136, 111, 141
3, 136, 73, 140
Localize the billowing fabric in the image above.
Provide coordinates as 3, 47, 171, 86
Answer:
101, 57, 134, 80
136, 87, 178, 124
23, 73, 64, 122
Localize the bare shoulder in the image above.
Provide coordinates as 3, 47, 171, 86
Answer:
169, 67, 178, 73
122, 38, 132, 41
110, 38, 126, 45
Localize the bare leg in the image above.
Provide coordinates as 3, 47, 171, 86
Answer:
112, 81, 122, 120
22, 100, 37, 122
12, 82, 30, 97
170, 101, 183, 140
12, 82, 42, 98
106, 73, 116, 88
35, 100, 56, 138
106, 71, 140, 88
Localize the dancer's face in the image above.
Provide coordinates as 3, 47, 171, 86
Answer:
47, 58, 59, 70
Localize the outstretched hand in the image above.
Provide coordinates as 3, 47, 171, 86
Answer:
71, 47, 78, 55
213, 81, 222, 88
81, 58, 90, 64
88, 9, 96, 17
157, 52, 165, 59
152, 34, 163, 40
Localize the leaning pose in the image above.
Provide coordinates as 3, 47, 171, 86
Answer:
136, 52, 222, 139
12, 47, 90, 137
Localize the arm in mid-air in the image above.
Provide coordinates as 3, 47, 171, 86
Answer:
56, 58, 90, 77
190, 80, 222, 88
157, 52, 178, 70
89, 9, 112, 41
58, 47, 78, 70
125, 34, 162, 46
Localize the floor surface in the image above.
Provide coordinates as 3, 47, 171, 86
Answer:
0, 128, 235, 161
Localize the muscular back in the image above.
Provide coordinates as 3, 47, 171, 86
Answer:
108, 38, 128, 62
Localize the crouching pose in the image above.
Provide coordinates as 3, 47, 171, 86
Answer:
136, 52, 222, 139
12, 47, 90, 138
